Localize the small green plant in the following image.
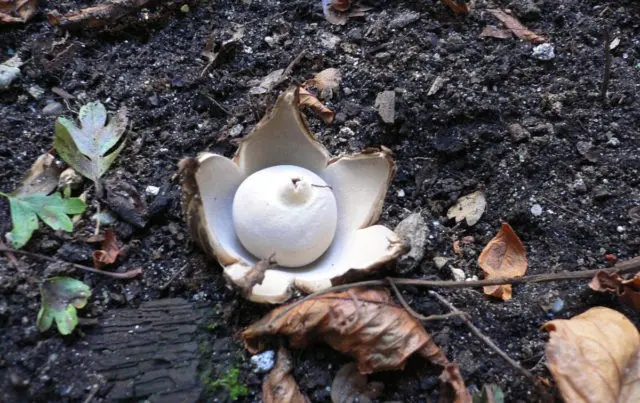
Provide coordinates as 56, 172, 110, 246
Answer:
37, 277, 92, 335
202, 367, 249, 400
0, 191, 86, 249
54, 101, 128, 191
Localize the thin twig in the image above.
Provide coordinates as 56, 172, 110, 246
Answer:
388, 278, 466, 322
160, 263, 189, 290
270, 257, 640, 323
0, 247, 142, 279
428, 291, 542, 385
0, 238, 21, 269
601, 29, 611, 105
279, 50, 305, 83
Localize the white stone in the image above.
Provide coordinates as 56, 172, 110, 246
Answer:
145, 185, 160, 195
450, 267, 466, 282
532, 43, 555, 61
530, 204, 543, 216
250, 350, 276, 373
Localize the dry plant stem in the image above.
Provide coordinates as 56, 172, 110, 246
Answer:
0, 247, 142, 279
388, 278, 467, 322
428, 290, 543, 389
272, 257, 640, 322
160, 263, 189, 290
0, 238, 21, 269
601, 29, 611, 105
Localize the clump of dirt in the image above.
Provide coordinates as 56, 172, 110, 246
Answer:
1, 0, 640, 401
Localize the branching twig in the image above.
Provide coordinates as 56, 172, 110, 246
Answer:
388, 278, 466, 322
429, 290, 549, 397
271, 257, 640, 323
0, 247, 142, 279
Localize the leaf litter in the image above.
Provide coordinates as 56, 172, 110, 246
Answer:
589, 271, 640, 311
478, 223, 527, 300
447, 189, 487, 226
54, 101, 128, 192
243, 287, 470, 401
331, 362, 383, 403
262, 347, 309, 403
487, 9, 547, 44
542, 307, 640, 402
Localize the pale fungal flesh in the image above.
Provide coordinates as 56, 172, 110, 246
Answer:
232, 165, 338, 268
181, 88, 405, 303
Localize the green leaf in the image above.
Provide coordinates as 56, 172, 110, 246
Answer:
472, 384, 505, 403
37, 277, 91, 335
2, 192, 87, 249
53, 102, 128, 184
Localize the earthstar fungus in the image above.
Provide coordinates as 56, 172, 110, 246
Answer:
181, 88, 404, 303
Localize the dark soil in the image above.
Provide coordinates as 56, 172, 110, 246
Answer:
2, 0, 640, 401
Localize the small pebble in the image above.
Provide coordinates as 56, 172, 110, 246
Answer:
250, 350, 276, 373
42, 102, 64, 115
433, 256, 449, 269
532, 43, 555, 60
145, 185, 160, 196
530, 204, 543, 216
450, 267, 465, 282
551, 298, 564, 313
397, 189, 405, 198
229, 124, 244, 137
617, 226, 625, 233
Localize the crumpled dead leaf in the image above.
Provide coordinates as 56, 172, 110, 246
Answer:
243, 288, 448, 372
487, 9, 546, 44
304, 68, 341, 100
15, 152, 63, 196
447, 190, 486, 226
322, 0, 367, 25
542, 307, 640, 403
480, 25, 513, 40
92, 230, 120, 268
331, 362, 383, 403
441, 0, 470, 14
589, 271, 640, 311
298, 87, 334, 124
263, 347, 309, 403
48, 0, 152, 29
0, 0, 37, 24
478, 223, 527, 300
242, 288, 471, 402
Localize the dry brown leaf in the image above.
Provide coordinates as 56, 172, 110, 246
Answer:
48, 0, 152, 29
542, 307, 640, 402
305, 68, 341, 100
589, 271, 640, 311
243, 288, 471, 402
263, 347, 309, 403
440, 363, 473, 403
298, 87, 334, 124
440, 0, 470, 14
243, 287, 449, 372
92, 230, 120, 268
447, 190, 486, 226
487, 9, 546, 44
480, 25, 513, 39
331, 362, 383, 403
478, 223, 527, 300
15, 152, 63, 196
0, 0, 36, 24
329, 0, 351, 12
